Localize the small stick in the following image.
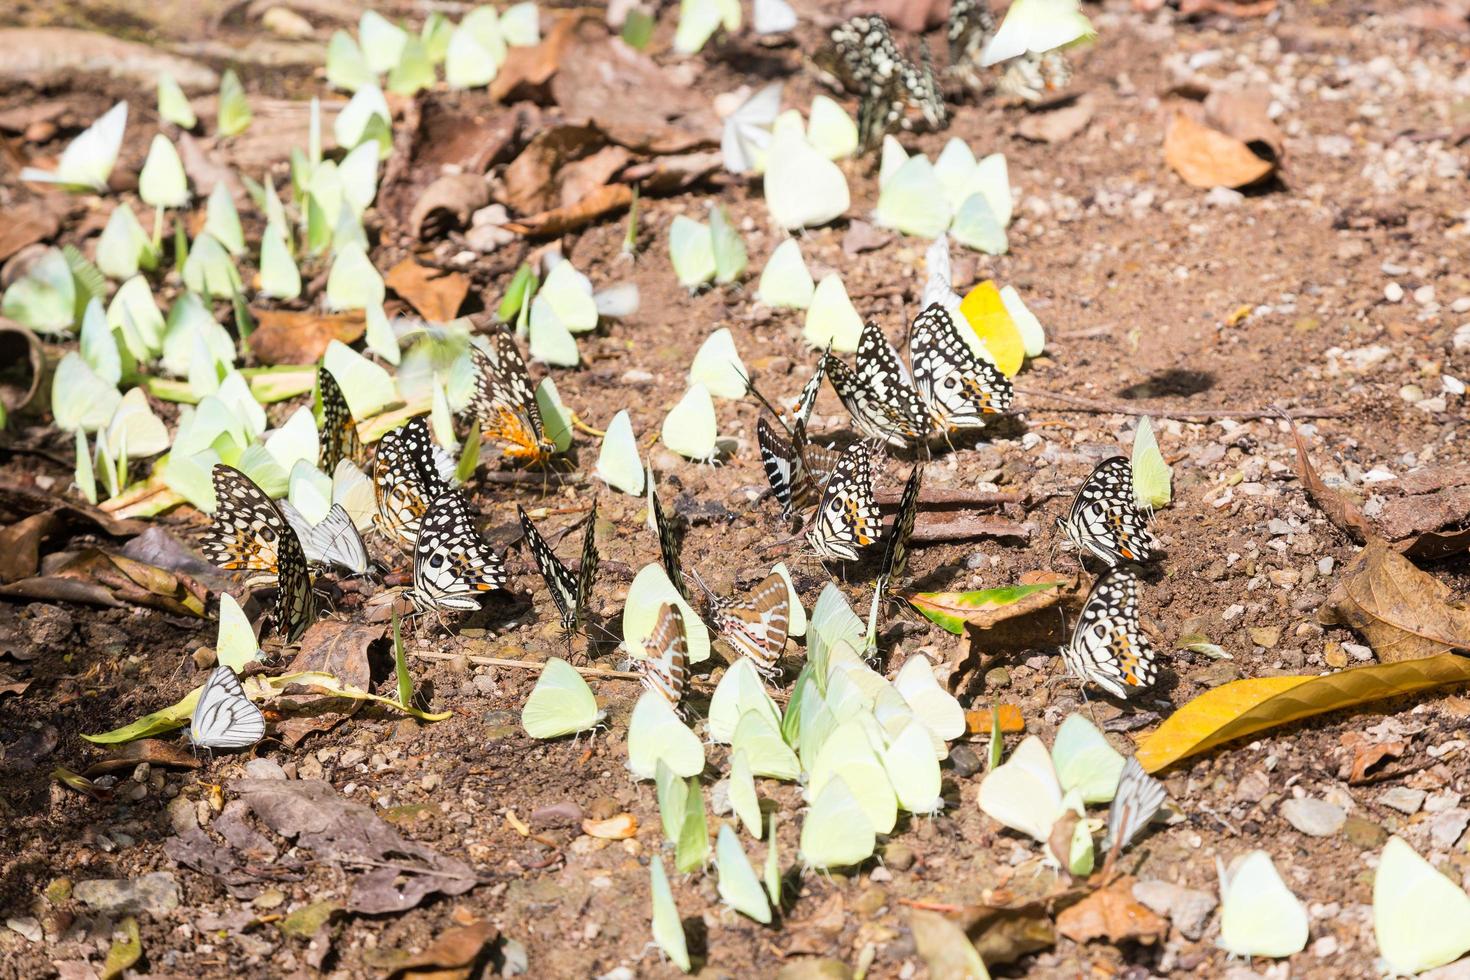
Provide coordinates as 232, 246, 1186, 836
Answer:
1015, 386, 1347, 421
480, 470, 585, 486
410, 649, 642, 680
568, 411, 605, 438
875, 488, 1023, 508
910, 518, 1031, 543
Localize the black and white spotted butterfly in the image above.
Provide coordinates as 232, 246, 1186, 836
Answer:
748, 349, 840, 523
1104, 756, 1167, 853
280, 501, 371, 577
519, 503, 599, 636
203, 465, 317, 642
806, 441, 881, 562
636, 602, 690, 712
466, 333, 557, 467
828, 321, 933, 447
910, 303, 1013, 434
867, 461, 924, 657
945, 0, 1072, 103
318, 367, 362, 473
816, 15, 947, 148
1058, 456, 1158, 567
189, 665, 266, 751
647, 476, 689, 601
406, 489, 506, 612
1062, 566, 1157, 700
374, 416, 452, 548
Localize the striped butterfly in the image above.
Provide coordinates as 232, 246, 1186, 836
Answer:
805, 441, 881, 562
203, 465, 317, 642
318, 367, 362, 472
647, 476, 688, 601
867, 462, 923, 657
1062, 567, 1157, 700
636, 602, 690, 711
467, 333, 557, 467
280, 501, 371, 577
910, 303, 1013, 433
406, 489, 507, 612
518, 503, 599, 636
1104, 756, 1167, 853
373, 416, 451, 548
190, 665, 266, 751
827, 321, 933, 447
1058, 456, 1158, 567
695, 571, 790, 679
749, 349, 839, 522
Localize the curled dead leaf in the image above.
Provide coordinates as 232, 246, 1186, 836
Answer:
908, 908, 992, 980
409, 173, 492, 241
1319, 539, 1470, 663
248, 309, 366, 366
1203, 87, 1285, 162
505, 183, 634, 238
1164, 111, 1274, 190
386, 919, 498, 979
1287, 415, 1375, 543
384, 259, 470, 322
581, 813, 637, 839
1054, 876, 1166, 945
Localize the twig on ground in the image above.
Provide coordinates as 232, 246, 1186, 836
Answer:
1016, 386, 1347, 421
410, 649, 642, 680
876, 488, 1023, 508
911, 518, 1032, 543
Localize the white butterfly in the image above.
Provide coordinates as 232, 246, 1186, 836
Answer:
721, 82, 783, 175
280, 500, 371, 576
189, 665, 266, 751
1104, 756, 1167, 853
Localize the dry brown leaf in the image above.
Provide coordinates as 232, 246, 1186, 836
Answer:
1204, 87, 1285, 161
44, 550, 207, 617
501, 124, 605, 215
1379, 486, 1470, 542
1055, 876, 1166, 945
1339, 732, 1407, 783
0, 28, 218, 90
1017, 96, 1094, 144
506, 183, 634, 238
1164, 111, 1274, 189
1288, 416, 1376, 544
907, 909, 991, 980
0, 199, 61, 262
408, 173, 492, 240
490, 13, 580, 103
620, 151, 723, 193
581, 813, 637, 839
247, 309, 366, 365
274, 620, 381, 746
84, 738, 201, 776
387, 919, 498, 980
1136, 653, 1470, 772
1319, 539, 1470, 663
384, 259, 470, 322
903, 572, 1077, 635
1179, 0, 1277, 15
558, 145, 632, 209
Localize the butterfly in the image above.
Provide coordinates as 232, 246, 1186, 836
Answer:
373, 416, 451, 548
867, 462, 923, 656
815, 15, 947, 149
1104, 756, 1167, 853
203, 465, 317, 642
1058, 456, 1158, 567
910, 303, 1014, 434
280, 501, 371, 577
1062, 566, 1157, 700
466, 333, 556, 467
318, 367, 362, 473
406, 488, 507, 612
518, 504, 599, 636
945, 0, 1072, 103
647, 477, 689, 601
695, 571, 790, 679
747, 350, 840, 523
636, 602, 690, 711
827, 321, 933, 446
805, 441, 881, 562
189, 665, 266, 751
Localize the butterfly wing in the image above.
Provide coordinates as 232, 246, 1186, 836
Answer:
274, 518, 317, 642
468, 336, 554, 466
637, 602, 690, 710
711, 573, 790, 678
575, 504, 599, 626
649, 480, 689, 600
827, 325, 930, 446
318, 367, 362, 472
203, 465, 285, 575
1062, 456, 1157, 566
1063, 567, 1157, 699
878, 461, 924, 585
410, 489, 506, 611
805, 441, 881, 562
518, 504, 580, 630
910, 303, 1013, 431
1104, 756, 1167, 852
373, 417, 446, 547
793, 344, 831, 429
190, 665, 266, 749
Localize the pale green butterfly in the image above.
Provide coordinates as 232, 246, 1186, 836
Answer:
732, 709, 799, 781
656, 759, 689, 845
181, 234, 241, 297
358, 9, 408, 73
808, 720, 897, 834
878, 135, 908, 189
882, 719, 944, 815
763, 128, 848, 231
709, 205, 747, 284
626, 689, 705, 780
707, 657, 780, 744
977, 734, 1063, 843
420, 12, 453, 63
19, 101, 127, 192
365, 305, 400, 365
669, 214, 716, 289
1, 248, 76, 334
894, 654, 966, 742
1373, 835, 1470, 975
201, 185, 244, 256
1216, 850, 1309, 959
950, 194, 1008, 256
287, 461, 333, 525
462, 6, 510, 64
824, 642, 886, 704
539, 259, 598, 333
258, 222, 301, 300
721, 81, 781, 175
500, 3, 541, 46
799, 775, 876, 870
1051, 712, 1125, 804
216, 69, 251, 137
51, 353, 121, 434
933, 138, 981, 212
216, 592, 262, 671
1131, 417, 1173, 510
334, 86, 391, 155
688, 328, 748, 400
527, 295, 580, 368
660, 383, 721, 462
325, 242, 385, 311
323, 340, 397, 420
764, 812, 782, 905
771, 563, 806, 638
874, 155, 952, 240
672, 0, 740, 55
648, 856, 692, 972
534, 378, 574, 454
103, 387, 168, 459
716, 824, 772, 924
727, 749, 762, 838
163, 448, 222, 512
520, 657, 603, 739
664, 766, 709, 873
806, 95, 857, 161
446, 24, 498, 89
338, 142, 380, 217
802, 273, 863, 353
387, 35, 433, 97
265, 404, 320, 474
623, 563, 710, 665
96, 203, 158, 281
999, 285, 1045, 357
756, 239, 815, 310
593, 409, 644, 496
138, 135, 189, 208
326, 31, 375, 92
980, 0, 1095, 66
808, 582, 865, 682
157, 74, 195, 128
160, 291, 232, 378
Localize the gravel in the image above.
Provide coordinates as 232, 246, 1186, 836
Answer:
1281, 797, 1346, 837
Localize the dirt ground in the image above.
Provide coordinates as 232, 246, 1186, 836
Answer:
2, 0, 1470, 977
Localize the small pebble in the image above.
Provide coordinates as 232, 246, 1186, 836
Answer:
1384, 281, 1404, 303
947, 744, 980, 778
1281, 797, 1346, 837
1380, 787, 1425, 815
1236, 770, 1270, 804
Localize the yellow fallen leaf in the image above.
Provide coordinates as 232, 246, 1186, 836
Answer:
1136, 653, 1470, 772
958, 281, 1025, 377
